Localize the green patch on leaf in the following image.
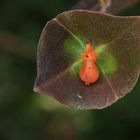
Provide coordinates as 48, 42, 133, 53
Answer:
97, 52, 118, 76
69, 58, 83, 76
64, 36, 86, 60
64, 37, 118, 77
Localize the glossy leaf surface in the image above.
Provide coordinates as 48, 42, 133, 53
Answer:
34, 10, 140, 109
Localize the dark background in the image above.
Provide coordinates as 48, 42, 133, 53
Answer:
0, 0, 140, 140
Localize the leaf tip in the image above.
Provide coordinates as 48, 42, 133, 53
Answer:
33, 84, 40, 93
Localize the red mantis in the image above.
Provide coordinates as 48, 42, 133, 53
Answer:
80, 43, 99, 85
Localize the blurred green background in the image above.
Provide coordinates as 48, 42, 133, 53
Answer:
0, 0, 140, 140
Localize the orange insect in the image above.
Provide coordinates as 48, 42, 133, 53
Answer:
80, 43, 99, 85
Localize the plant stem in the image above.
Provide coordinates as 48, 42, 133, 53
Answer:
72, 0, 138, 14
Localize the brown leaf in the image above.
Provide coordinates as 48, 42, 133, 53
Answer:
34, 10, 140, 109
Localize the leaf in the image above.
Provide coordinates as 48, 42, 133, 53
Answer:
34, 10, 140, 109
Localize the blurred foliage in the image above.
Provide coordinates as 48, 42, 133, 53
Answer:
0, 0, 140, 140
